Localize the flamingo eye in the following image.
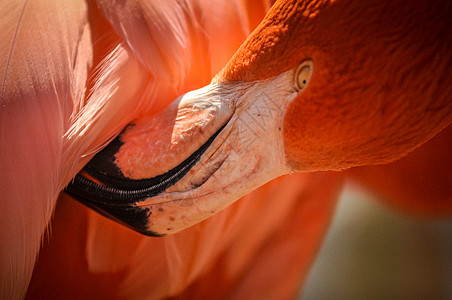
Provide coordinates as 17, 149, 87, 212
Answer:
294, 59, 313, 91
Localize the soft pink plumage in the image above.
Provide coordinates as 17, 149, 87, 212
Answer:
1, 0, 451, 299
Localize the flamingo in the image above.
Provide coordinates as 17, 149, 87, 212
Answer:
1, 0, 451, 298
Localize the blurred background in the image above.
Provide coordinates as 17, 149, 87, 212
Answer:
301, 182, 452, 299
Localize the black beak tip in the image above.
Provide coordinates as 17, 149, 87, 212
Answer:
65, 184, 164, 237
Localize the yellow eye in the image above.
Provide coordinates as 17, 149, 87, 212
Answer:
294, 59, 313, 91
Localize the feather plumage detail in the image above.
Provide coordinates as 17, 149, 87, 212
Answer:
0, 0, 451, 299
1, 1, 92, 298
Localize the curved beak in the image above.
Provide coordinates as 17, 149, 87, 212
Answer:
66, 63, 310, 235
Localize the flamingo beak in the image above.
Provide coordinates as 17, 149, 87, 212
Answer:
66, 60, 314, 236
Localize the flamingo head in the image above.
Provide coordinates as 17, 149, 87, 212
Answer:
66, 0, 452, 235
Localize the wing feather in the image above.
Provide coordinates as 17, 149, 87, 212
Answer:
0, 1, 92, 298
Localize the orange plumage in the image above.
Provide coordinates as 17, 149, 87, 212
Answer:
1, 0, 451, 299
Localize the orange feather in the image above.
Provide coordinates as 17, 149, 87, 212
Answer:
0, 0, 451, 298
